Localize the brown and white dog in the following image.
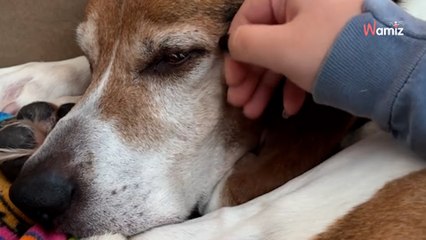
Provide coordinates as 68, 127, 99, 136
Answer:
0, 0, 425, 239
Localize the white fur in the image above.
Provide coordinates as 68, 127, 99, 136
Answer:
77, 19, 100, 64
2, 0, 424, 239
83, 234, 127, 240
0, 56, 91, 113
130, 2, 426, 239
15, 22, 246, 236
133, 133, 426, 240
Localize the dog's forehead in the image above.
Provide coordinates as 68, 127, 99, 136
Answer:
85, 0, 242, 25
79, 0, 242, 67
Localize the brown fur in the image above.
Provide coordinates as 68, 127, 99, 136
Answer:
315, 169, 426, 240
81, 0, 356, 206
81, 1, 244, 144
221, 99, 355, 206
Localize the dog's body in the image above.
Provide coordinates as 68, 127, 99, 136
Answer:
0, 0, 425, 239
0, 56, 90, 114
137, 132, 426, 240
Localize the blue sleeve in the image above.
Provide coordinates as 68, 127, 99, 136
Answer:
313, 0, 426, 157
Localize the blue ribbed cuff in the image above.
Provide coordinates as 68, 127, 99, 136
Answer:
313, 0, 426, 131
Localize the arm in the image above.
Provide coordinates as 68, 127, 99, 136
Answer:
314, 0, 426, 156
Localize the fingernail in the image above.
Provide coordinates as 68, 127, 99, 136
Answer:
219, 34, 230, 53
282, 109, 290, 119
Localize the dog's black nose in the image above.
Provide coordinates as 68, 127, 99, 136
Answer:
9, 171, 74, 228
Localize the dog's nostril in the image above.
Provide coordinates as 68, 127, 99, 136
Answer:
9, 171, 74, 228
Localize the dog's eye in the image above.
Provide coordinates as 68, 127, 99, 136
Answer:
143, 49, 207, 76
164, 53, 190, 65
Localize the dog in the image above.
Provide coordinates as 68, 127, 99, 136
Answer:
0, 101, 77, 181
134, 132, 426, 240
2, 0, 355, 237
0, 0, 425, 239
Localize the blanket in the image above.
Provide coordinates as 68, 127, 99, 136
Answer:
0, 110, 74, 240
0, 225, 73, 240
0, 114, 13, 123
0, 169, 73, 240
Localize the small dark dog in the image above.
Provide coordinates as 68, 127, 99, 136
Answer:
0, 102, 75, 181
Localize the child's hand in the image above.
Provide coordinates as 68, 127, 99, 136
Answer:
225, 0, 363, 119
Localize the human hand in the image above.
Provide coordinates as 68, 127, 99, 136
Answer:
224, 0, 363, 119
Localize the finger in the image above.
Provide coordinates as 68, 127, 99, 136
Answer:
224, 57, 248, 87
229, 24, 296, 78
283, 80, 306, 117
227, 69, 265, 107
243, 71, 282, 119
225, 58, 264, 87
229, 0, 287, 33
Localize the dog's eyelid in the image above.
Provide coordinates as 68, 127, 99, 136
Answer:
137, 47, 207, 76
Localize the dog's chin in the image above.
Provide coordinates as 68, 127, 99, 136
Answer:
55, 216, 139, 238
52, 205, 199, 238
54, 214, 107, 238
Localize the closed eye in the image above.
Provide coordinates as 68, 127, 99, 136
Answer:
164, 52, 192, 66
141, 48, 207, 76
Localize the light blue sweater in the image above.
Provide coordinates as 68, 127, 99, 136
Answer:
314, 0, 426, 156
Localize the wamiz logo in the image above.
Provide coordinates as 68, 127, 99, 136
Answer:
363, 20, 404, 36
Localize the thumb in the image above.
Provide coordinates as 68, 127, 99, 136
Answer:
228, 24, 293, 77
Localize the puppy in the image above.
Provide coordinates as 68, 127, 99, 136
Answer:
0, 101, 75, 181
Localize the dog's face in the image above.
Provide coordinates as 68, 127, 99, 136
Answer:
11, 0, 259, 237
